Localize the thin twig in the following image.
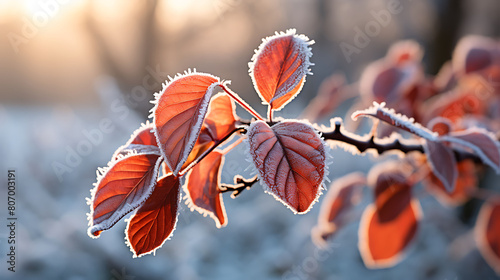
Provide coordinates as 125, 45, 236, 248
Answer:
178, 127, 246, 176
220, 175, 259, 198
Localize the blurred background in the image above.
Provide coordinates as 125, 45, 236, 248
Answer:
0, 0, 499, 279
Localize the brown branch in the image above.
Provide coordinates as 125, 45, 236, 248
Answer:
318, 121, 481, 163
220, 175, 259, 198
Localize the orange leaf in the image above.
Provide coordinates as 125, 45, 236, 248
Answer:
126, 121, 158, 146
181, 127, 214, 171
204, 93, 238, 141
184, 150, 227, 228
475, 200, 500, 275
151, 71, 221, 175
312, 172, 365, 247
359, 200, 421, 269
113, 122, 159, 158
125, 174, 180, 258
374, 179, 412, 223
359, 162, 421, 268
426, 159, 477, 206
249, 29, 313, 111
247, 120, 326, 213
87, 153, 162, 238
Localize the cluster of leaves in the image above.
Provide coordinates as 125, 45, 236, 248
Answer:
311, 36, 500, 271
87, 29, 327, 257
86, 29, 500, 275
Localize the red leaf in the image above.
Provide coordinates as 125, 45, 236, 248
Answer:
152, 71, 221, 175
359, 40, 424, 103
249, 29, 313, 111
126, 121, 158, 146
453, 35, 496, 74
125, 174, 180, 258
360, 64, 405, 102
113, 122, 160, 158
352, 102, 437, 141
312, 172, 365, 247
426, 159, 477, 206
204, 93, 238, 141
423, 140, 458, 192
358, 160, 421, 268
475, 200, 500, 275
184, 150, 227, 228
87, 153, 162, 237
443, 128, 500, 173
464, 48, 493, 73
247, 120, 326, 213
373, 177, 412, 223
359, 200, 421, 269
180, 126, 215, 171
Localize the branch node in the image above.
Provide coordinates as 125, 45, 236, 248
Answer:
220, 175, 259, 198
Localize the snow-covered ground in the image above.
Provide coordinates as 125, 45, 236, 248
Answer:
0, 104, 497, 280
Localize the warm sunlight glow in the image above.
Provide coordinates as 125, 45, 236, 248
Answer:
158, 0, 221, 33
0, 0, 84, 16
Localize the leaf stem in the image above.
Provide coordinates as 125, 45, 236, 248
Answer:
220, 83, 265, 121
268, 108, 274, 123
178, 127, 246, 177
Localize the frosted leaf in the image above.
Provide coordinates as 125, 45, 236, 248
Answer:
360, 161, 421, 268
249, 29, 314, 111
425, 159, 477, 207
116, 144, 161, 157
150, 70, 221, 175
359, 40, 424, 103
125, 174, 180, 258
452, 35, 496, 74
359, 200, 421, 269
312, 172, 366, 248
442, 128, 500, 173
423, 140, 458, 192
204, 92, 238, 141
184, 150, 227, 228
352, 102, 437, 141
87, 153, 162, 238
113, 121, 159, 159
247, 120, 326, 214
